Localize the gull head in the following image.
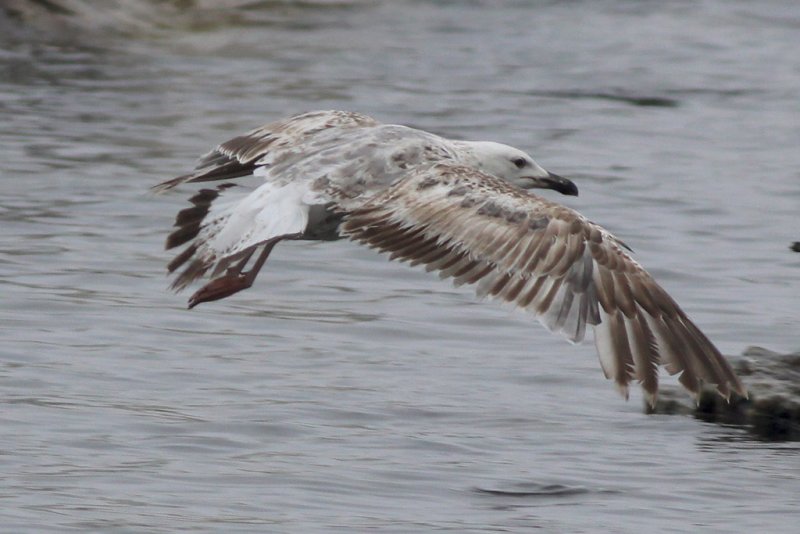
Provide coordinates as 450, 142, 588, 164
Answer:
462, 141, 578, 196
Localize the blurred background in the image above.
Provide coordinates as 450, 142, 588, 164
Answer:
1, 1, 798, 532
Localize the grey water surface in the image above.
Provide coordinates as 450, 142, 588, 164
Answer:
1, 1, 799, 532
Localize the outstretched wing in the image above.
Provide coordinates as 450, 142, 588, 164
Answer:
153, 110, 380, 193
340, 163, 745, 406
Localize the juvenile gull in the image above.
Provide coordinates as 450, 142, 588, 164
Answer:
154, 110, 745, 406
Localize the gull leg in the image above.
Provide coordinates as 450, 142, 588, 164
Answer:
187, 238, 281, 309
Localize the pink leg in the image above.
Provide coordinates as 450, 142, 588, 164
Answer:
187, 238, 281, 309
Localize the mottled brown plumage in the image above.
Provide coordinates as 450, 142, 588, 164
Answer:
340, 164, 746, 405
155, 110, 746, 407
153, 110, 380, 193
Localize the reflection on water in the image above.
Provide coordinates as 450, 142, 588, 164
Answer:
1, 0, 799, 532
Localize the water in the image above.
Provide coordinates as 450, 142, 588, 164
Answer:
1, 1, 799, 532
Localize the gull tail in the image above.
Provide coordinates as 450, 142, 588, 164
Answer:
165, 181, 310, 302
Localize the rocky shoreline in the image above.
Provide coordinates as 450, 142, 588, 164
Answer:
649, 346, 800, 440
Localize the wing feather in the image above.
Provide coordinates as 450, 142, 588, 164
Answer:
153, 110, 380, 193
340, 163, 745, 404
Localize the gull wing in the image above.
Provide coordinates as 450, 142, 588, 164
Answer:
340, 163, 746, 406
153, 110, 380, 193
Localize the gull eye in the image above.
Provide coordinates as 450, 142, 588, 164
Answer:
512, 157, 527, 169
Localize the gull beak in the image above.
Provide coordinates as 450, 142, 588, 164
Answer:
526, 172, 579, 196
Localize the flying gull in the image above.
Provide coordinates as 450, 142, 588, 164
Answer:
154, 110, 746, 406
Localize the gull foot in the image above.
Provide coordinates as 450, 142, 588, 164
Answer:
188, 274, 252, 309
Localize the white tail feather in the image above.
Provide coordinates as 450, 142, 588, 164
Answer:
200, 182, 310, 259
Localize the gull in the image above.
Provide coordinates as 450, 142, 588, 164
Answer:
154, 110, 745, 406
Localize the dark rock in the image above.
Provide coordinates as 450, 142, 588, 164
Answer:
648, 346, 800, 440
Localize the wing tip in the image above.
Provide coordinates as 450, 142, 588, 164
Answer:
644, 390, 658, 409
615, 382, 630, 401
152, 175, 189, 194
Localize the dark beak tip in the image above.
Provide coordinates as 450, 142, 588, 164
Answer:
546, 172, 579, 197
566, 183, 579, 197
